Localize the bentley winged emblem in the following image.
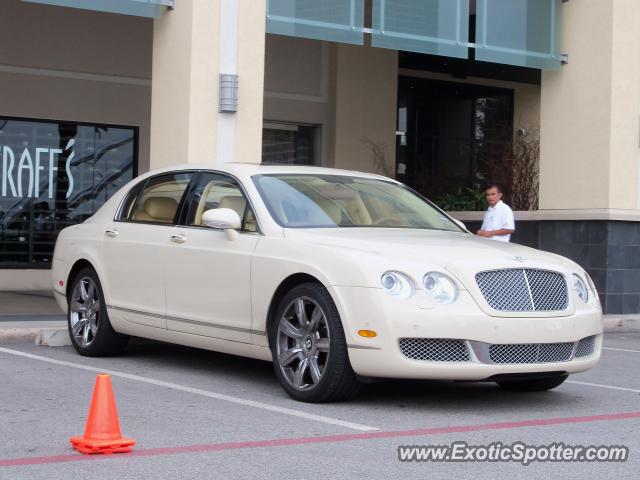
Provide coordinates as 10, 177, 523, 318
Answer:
507, 256, 528, 263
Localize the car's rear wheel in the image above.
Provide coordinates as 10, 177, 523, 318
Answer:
496, 374, 568, 392
270, 283, 361, 403
68, 267, 128, 356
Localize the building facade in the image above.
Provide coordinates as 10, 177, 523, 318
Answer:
1, 0, 639, 314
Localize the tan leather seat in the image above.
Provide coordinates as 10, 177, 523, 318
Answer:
342, 195, 373, 225
193, 182, 217, 225
133, 197, 178, 223
219, 195, 258, 231
316, 198, 342, 224
219, 196, 247, 218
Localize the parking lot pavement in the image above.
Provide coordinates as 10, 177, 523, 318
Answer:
0, 332, 638, 479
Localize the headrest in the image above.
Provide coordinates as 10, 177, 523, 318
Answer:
219, 196, 246, 217
316, 198, 341, 224
143, 197, 178, 221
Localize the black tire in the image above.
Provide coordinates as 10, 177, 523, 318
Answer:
269, 282, 361, 403
67, 267, 128, 356
497, 374, 568, 392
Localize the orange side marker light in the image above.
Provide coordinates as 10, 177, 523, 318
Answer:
358, 330, 377, 338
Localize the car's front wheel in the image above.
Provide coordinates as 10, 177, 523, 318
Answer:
270, 283, 361, 403
496, 374, 568, 392
67, 267, 128, 356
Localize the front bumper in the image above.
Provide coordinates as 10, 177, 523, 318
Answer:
329, 286, 603, 380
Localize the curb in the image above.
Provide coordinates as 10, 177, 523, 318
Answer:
602, 315, 640, 333
0, 327, 71, 346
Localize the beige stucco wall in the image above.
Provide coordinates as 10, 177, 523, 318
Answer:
150, 0, 265, 168
333, 44, 398, 175
234, 0, 267, 165
540, 0, 640, 211
150, 0, 219, 169
0, 0, 153, 291
264, 38, 399, 174
0, 0, 152, 171
609, 0, 640, 211
263, 35, 334, 166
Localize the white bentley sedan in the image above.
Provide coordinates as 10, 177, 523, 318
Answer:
52, 164, 602, 402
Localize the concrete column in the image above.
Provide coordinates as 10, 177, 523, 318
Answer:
332, 44, 398, 176
149, 0, 265, 170
540, 0, 640, 211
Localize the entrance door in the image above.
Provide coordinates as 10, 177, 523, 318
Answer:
396, 77, 513, 202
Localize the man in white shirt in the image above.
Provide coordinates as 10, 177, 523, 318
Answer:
477, 184, 515, 242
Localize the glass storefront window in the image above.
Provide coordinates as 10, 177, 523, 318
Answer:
262, 123, 318, 166
0, 117, 136, 268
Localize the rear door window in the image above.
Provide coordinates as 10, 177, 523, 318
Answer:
127, 173, 192, 224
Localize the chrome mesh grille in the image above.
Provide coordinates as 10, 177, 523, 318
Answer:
575, 335, 597, 358
476, 269, 569, 312
399, 338, 470, 362
525, 270, 569, 311
489, 342, 574, 364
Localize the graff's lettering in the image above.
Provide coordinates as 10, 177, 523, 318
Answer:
18, 148, 33, 197
48, 148, 62, 199
65, 139, 75, 199
0, 145, 74, 199
2, 146, 16, 197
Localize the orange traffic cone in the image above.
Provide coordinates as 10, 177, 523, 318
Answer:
70, 374, 136, 454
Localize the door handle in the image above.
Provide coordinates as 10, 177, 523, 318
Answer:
170, 233, 187, 244
105, 229, 119, 238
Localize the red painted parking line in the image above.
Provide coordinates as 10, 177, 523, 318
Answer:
2, 411, 640, 468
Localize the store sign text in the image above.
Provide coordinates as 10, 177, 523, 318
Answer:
1, 139, 75, 199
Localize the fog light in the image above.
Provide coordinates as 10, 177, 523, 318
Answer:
358, 330, 377, 338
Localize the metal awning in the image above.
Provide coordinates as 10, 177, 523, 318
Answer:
22, 0, 174, 19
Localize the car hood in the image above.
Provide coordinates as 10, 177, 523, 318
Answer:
284, 227, 579, 278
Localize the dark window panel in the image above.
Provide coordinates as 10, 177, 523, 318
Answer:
0, 117, 137, 268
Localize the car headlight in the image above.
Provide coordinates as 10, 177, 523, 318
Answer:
381, 271, 415, 299
423, 272, 459, 304
572, 274, 589, 303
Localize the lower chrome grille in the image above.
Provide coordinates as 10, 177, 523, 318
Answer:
398, 336, 598, 364
489, 342, 574, 364
575, 335, 596, 358
399, 338, 470, 362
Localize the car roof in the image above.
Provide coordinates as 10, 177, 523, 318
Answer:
139, 162, 395, 183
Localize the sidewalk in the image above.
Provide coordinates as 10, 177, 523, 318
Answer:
0, 290, 64, 318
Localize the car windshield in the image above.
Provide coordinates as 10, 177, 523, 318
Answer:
252, 174, 464, 231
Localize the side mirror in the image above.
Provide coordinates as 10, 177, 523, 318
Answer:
202, 208, 241, 240
453, 218, 467, 231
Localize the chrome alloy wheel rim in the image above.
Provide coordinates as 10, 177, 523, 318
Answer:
69, 277, 100, 347
276, 297, 330, 391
